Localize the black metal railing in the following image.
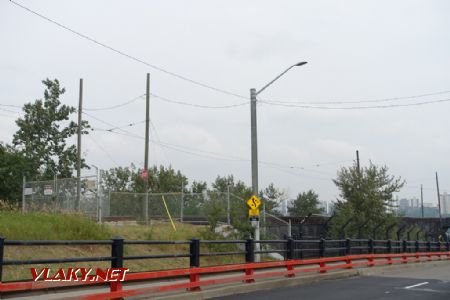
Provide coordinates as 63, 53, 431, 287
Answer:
0, 236, 449, 282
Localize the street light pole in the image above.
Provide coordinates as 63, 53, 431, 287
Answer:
250, 61, 307, 262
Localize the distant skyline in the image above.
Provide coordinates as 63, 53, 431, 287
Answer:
1, 0, 450, 203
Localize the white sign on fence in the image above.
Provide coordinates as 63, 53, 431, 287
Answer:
44, 185, 53, 196
23, 188, 33, 195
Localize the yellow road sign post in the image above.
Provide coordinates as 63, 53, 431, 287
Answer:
247, 195, 261, 220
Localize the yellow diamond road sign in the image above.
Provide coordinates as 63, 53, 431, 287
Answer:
248, 208, 260, 216
246, 195, 261, 210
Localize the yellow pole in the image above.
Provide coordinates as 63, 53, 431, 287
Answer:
162, 195, 177, 231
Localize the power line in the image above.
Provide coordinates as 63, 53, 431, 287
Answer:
86, 134, 120, 167
261, 97, 450, 110
0, 103, 22, 109
84, 94, 145, 111
151, 93, 248, 109
91, 124, 349, 173
149, 122, 171, 165
260, 90, 450, 105
9, 0, 247, 100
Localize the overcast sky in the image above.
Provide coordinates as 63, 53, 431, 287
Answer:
1, 0, 450, 204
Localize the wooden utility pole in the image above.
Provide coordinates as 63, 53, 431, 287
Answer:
435, 172, 443, 229
76, 78, 83, 212
356, 150, 360, 173
421, 184, 424, 218
144, 73, 150, 223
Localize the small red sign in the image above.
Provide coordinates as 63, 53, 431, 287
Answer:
140, 169, 148, 181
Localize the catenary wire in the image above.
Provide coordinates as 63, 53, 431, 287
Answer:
260, 90, 450, 105
9, 0, 247, 100
260, 97, 450, 110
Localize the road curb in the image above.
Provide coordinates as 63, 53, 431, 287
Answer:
142, 260, 450, 300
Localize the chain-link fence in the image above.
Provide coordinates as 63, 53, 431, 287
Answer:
23, 176, 99, 218
23, 175, 248, 226
104, 191, 237, 225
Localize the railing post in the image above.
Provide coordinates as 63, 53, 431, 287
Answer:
244, 238, 255, 283
446, 241, 450, 252
285, 238, 295, 277
190, 238, 200, 267
319, 238, 326, 257
415, 240, 420, 253
402, 240, 407, 253
437, 241, 441, 252
426, 240, 431, 252
345, 238, 352, 255
286, 238, 294, 260
245, 238, 255, 263
189, 238, 201, 291
368, 239, 374, 254
111, 236, 124, 294
0, 236, 4, 283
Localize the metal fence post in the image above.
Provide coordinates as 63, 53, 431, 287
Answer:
402, 240, 407, 253
387, 239, 392, 253
319, 238, 325, 257
245, 238, 255, 263
368, 239, 374, 254
415, 240, 420, 253
190, 238, 200, 267
286, 238, 294, 260
446, 241, 450, 251
437, 241, 441, 252
111, 236, 124, 293
0, 236, 4, 283
426, 240, 431, 252
22, 176, 26, 213
345, 238, 352, 255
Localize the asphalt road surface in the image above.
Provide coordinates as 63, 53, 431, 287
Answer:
213, 263, 450, 300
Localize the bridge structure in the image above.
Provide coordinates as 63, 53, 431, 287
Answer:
0, 235, 449, 299
272, 216, 450, 241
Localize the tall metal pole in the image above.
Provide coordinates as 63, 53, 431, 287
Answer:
421, 184, 424, 218
356, 150, 360, 173
144, 73, 150, 224
76, 78, 83, 212
250, 88, 260, 261
98, 169, 102, 223
227, 185, 230, 225
435, 172, 442, 230
180, 181, 184, 223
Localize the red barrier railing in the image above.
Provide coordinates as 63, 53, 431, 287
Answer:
1, 251, 449, 299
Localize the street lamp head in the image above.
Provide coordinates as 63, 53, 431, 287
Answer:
294, 61, 308, 67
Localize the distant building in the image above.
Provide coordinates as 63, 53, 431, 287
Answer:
441, 192, 450, 215
399, 198, 409, 211
410, 197, 419, 208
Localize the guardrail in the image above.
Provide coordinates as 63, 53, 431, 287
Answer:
0, 236, 449, 298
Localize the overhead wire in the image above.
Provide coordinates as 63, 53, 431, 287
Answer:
84, 94, 145, 111
9, 0, 247, 100
260, 90, 450, 105
151, 93, 248, 109
260, 97, 450, 110
86, 134, 120, 167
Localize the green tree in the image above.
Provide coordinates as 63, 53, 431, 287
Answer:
211, 175, 253, 236
288, 189, 324, 217
260, 183, 285, 214
330, 161, 404, 238
0, 144, 28, 203
13, 79, 90, 179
